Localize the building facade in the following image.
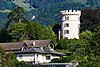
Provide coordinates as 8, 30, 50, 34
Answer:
16, 47, 64, 64
0, 40, 64, 64
61, 10, 81, 39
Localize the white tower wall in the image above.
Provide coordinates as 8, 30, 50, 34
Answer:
61, 10, 81, 39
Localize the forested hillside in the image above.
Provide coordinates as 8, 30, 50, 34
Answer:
0, 0, 100, 26
0, 7, 100, 67
27, 2, 84, 25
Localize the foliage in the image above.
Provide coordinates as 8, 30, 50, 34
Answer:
52, 24, 61, 35
15, 61, 28, 67
8, 21, 57, 43
3, 53, 17, 67
51, 56, 75, 63
0, 46, 28, 67
28, 2, 84, 26
0, 46, 6, 67
80, 30, 93, 40
81, 8, 100, 32
27, 22, 44, 40
0, 0, 16, 10
0, 0, 100, 26
4, 6, 28, 29
56, 30, 100, 67
0, 3, 100, 67
9, 22, 28, 42
42, 26, 57, 45
51, 58, 61, 63
0, 28, 12, 42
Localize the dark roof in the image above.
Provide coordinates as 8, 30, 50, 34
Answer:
15, 47, 65, 56
15, 48, 45, 54
43, 47, 65, 56
24, 40, 53, 47
0, 42, 27, 51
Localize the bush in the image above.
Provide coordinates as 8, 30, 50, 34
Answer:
51, 58, 61, 63
51, 56, 75, 63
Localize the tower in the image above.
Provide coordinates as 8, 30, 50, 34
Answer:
61, 10, 81, 39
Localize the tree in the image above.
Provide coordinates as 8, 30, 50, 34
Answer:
0, 46, 28, 67
9, 22, 28, 42
27, 22, 44, 40
0, 46, 6, 67
42, 26, 57, 45
80, 30, 93, 40
52, 24, 61, 35
4, 6, 28, 29
0, 46, 16, 67
0, 28, 12, 42
81, 8, 100, 32
15, 61, 28, 67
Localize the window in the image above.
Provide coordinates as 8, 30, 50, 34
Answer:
64, 30, 69, 34
64, 23, 69, 27
19, 55, 22, 59
46, 56, 50, 60
65, 16, 69, 20
37, 55, 38, 58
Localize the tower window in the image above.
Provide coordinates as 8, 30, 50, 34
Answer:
65, 16, 69, 20
64, 30, 69, 34
64, 23, 69, 27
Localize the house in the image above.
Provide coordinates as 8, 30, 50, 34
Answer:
15, 47, 64, 64
0, 40, 54, 52
0, 40, 64, 64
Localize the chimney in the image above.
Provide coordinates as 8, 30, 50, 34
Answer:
33, 41, 35, 46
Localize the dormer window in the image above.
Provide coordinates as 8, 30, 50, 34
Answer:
21, 46, 27, 51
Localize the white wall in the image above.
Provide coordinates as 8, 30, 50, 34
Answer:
17, 53, 60, 63
17, 54, 34, 62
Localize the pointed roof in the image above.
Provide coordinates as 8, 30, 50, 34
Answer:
15, 47, 65, 56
